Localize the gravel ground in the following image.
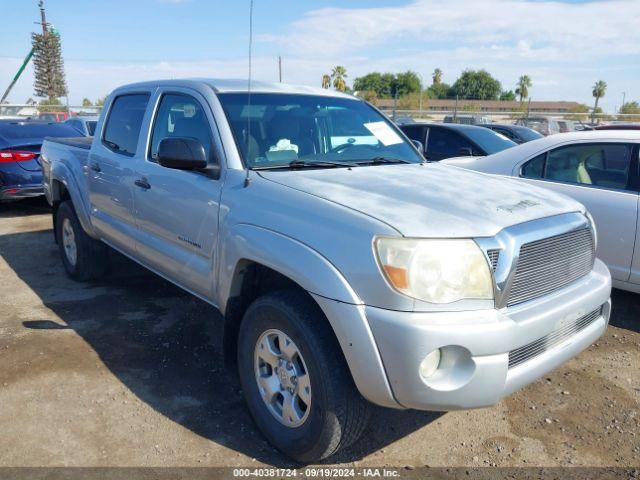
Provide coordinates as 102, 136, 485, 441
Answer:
0, 198, 638, 468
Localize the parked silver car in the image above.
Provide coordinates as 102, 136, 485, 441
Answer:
443, 131, 640, 293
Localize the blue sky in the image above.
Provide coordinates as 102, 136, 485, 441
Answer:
1, 0, 638, 112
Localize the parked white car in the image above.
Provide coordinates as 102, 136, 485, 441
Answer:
442, 131, 640, 293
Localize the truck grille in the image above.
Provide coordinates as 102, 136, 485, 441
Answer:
507, 228, 595, 307
508, 306, 602, 369
487, 249, 500, 271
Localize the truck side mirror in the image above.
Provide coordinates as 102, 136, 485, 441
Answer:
158, 137, 210, 171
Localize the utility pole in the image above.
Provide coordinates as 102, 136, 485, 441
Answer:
621, 92, 626, 112
38, 0, 48, 34
278, 56, 282, 83
453, 95, 458, 122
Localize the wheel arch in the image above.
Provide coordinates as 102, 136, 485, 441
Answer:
49, 163, 98, 240
217, 224, 398, 408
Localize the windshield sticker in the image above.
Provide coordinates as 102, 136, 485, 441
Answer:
363, 121, 403, 146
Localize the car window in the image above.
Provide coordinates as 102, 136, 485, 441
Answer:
86, 121, 97, 136
522, 153, 545, 178
543, 143, 632, 189
426, 128, 472, 158
103, 93, 150, 156
494, 127, 515, 141
149, 94, 213, 163
400, 125, 425, 143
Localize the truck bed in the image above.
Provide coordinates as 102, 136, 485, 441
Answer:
44, 136, 93, 150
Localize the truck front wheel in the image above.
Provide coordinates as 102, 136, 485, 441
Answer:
55, 201, 108, 281
237, 289, 370, 463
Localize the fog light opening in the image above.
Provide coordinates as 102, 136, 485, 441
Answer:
419, 348, 442, 379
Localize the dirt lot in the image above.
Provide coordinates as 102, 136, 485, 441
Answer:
0, 198, 638, 468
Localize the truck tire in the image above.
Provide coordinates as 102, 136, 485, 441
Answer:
237, 289, 370, 463
55, 200, 108, 281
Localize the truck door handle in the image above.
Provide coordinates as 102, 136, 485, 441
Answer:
89, 162, 101, 172
134, 178, 151, 189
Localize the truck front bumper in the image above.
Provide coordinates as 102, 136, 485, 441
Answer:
314, 259, 611, 411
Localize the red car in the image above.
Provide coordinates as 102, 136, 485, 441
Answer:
37, 111, 73, 123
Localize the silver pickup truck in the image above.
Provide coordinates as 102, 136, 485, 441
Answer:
41, 79, 611, 462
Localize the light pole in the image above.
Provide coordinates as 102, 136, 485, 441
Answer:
416, 72, 424, 118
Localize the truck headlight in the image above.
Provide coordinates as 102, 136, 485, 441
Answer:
375, 238, 494, 304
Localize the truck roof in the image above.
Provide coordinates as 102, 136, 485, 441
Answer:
112, 78, 357, 99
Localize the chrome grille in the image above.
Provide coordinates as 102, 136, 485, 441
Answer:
507, 228, 594, 306
487, 249, 500, 272
508, 307, 602, 368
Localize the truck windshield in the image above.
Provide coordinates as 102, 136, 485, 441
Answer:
217, 93, 423, 169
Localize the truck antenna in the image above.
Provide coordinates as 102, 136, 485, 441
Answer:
244, 0, 254, 188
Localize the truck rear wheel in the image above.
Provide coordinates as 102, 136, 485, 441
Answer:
237, 289, 370, 463
55, 201, 108, 281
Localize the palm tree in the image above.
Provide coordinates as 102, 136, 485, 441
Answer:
321, 74, 331, 89
331, 66, 348, 92
592, 80, 607, 122
432, 68, 443, 85
515, 75, 532, 102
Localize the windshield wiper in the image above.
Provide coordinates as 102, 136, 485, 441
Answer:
253, 160, 356, 170
353, 156, 413, 165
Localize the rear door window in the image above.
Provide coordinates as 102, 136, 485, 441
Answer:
426, 127, 473, 160
103, 93, 150, 156
523, 143, 633, 190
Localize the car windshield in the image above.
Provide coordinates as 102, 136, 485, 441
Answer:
463, 127, 517, 154
217, 92, 423, 169
514, 126, 543, 142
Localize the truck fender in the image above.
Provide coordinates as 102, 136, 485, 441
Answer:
50, 162, 98, 239
218, 223, 399, 408
218, 223, 362, 310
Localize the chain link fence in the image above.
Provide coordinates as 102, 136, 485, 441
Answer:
0, 103, 103, 119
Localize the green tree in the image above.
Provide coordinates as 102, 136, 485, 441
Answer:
354, 72, 392, 97
432, 68, 443, 85
500, 90, 516, 101
331, 66, 348, 92
32, 29, 67, 101
353, 71, 421, 98
321, 74, 331, 89
393, 71, 422, 97
38, 96, 65, 113
95, 96, 107, 107
617, 101, 639, 121
515, 75, 532, 102
82, 98, 93, 107
425, 82, 451, 99
619, 101, 639, 114
449, 70, 502, 100
592, 80, 607, 122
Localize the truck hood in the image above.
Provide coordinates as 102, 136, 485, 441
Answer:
258, 163, 585, 238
